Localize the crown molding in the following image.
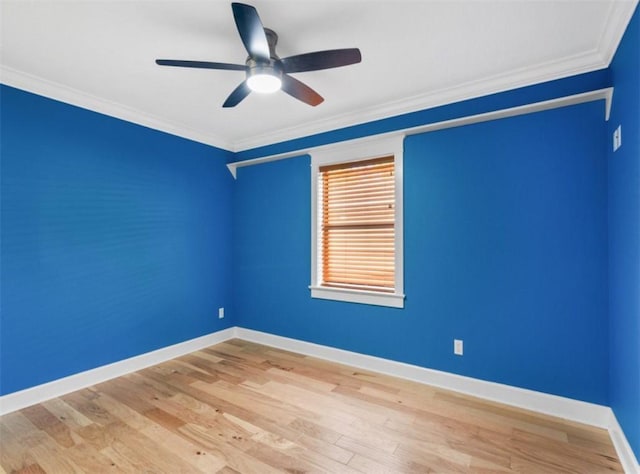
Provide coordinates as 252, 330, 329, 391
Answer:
232, 48, 608, 152
0, 66, 234, 152
597, 0, 639, 66
1, 1, 635, 154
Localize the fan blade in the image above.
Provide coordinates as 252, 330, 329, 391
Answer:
281, 74, 324, 106
156, 59, 247, 71
223, 81, 251, 107
281, 48, 361, 73
232, 3, 270, 61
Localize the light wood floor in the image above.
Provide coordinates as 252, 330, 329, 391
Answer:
0, 339, 623, 473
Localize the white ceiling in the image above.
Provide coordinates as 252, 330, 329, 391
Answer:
1, 1, 637, 152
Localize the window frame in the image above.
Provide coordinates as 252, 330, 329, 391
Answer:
310, 136, 404, 308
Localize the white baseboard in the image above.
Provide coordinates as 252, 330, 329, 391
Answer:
236, 327, 639, 474
0, 328, 236, 416
608, 410, 640, 474
1, 325, 637, 473
235, 327, 610, 426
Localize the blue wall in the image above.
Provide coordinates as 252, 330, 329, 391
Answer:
233, 98, 609, 404
0, 85, 234, 395
608, 5, 640, 460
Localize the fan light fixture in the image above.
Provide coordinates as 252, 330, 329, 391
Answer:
155, 3, 362, 107
247, 73, 281, 93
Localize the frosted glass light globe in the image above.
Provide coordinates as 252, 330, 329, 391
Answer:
247, 73, 282, 94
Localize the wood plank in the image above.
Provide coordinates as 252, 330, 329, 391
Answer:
21, 405, 76, 449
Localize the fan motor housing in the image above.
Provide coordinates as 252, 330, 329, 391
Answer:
246, 57, 283, 81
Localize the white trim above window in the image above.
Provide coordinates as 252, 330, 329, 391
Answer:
310, 136, 405, 308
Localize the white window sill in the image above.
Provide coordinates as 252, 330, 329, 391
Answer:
309, 286, 405, 308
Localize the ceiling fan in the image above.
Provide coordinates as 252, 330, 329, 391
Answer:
155, 2, 362, 108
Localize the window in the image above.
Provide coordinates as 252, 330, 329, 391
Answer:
310, 136, 404, 308
319, 156, 395, 291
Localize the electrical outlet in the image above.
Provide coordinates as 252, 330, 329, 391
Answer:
218, 307, 224, 319
613, 125, 622, 152
454, 339, 463, 356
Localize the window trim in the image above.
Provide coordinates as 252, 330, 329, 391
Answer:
310, 135, 404, 308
